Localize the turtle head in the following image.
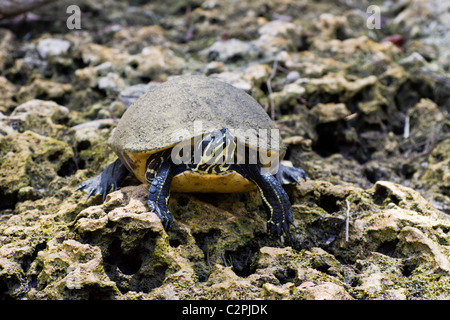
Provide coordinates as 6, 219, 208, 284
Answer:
194, 128, 236, 168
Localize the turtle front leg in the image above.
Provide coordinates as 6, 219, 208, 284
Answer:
147, 160, 175, 230
233, 164, 294, 236
76, 159, 130, 201
274, 163, 307, 185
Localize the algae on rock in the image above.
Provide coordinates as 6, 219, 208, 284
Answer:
0, 0, 449, 301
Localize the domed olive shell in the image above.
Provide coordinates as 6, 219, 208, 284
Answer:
108, 75, 285, 182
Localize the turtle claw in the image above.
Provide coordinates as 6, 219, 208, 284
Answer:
76, 174, 112, 201
275, 164, 307, 185
267, 215, 294, 238
267, 222, 282, 237
148, 200, 173, 230
76, 159, 129, 202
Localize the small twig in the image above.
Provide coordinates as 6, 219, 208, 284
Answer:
344, 112, 358, 121
107, 106, 119, 124
206, 250, 212, 269
183, 6, 194, 42
183, 26, 194, 42
345, 199, 350, 242
276, 65, 290, 74
184, 6, 191, 28
296, 95, 310, 107
221, 251, 229, 267
378, 117, 387, 133
264, 101, 269, 113
406, 126, 448, 161
267, 74, 276, 121
406, 138, 444, 161
107, 110, 117, 123
403, 113, 410, 139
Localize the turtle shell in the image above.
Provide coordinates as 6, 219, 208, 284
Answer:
108, 75, 285, 183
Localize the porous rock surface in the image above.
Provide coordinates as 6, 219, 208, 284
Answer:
0, 0, 449, 300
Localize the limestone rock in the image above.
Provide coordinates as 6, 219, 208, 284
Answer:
0, 130, 74, 208
299, 282, 353, 300
0, 0, 449, 302
32, 239, 119, 299
310, 103, 350, 124
202, 38, 260, 62
0, 76, 17, 113
36, 38, 71, 59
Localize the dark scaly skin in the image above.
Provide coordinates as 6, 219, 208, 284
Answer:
230, 164, 296, 236
147, 160, 175, 230
76, 159, 129, 201
274, 164, 307, 185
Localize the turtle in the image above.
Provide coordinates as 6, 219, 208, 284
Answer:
77, 75, 306, 236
